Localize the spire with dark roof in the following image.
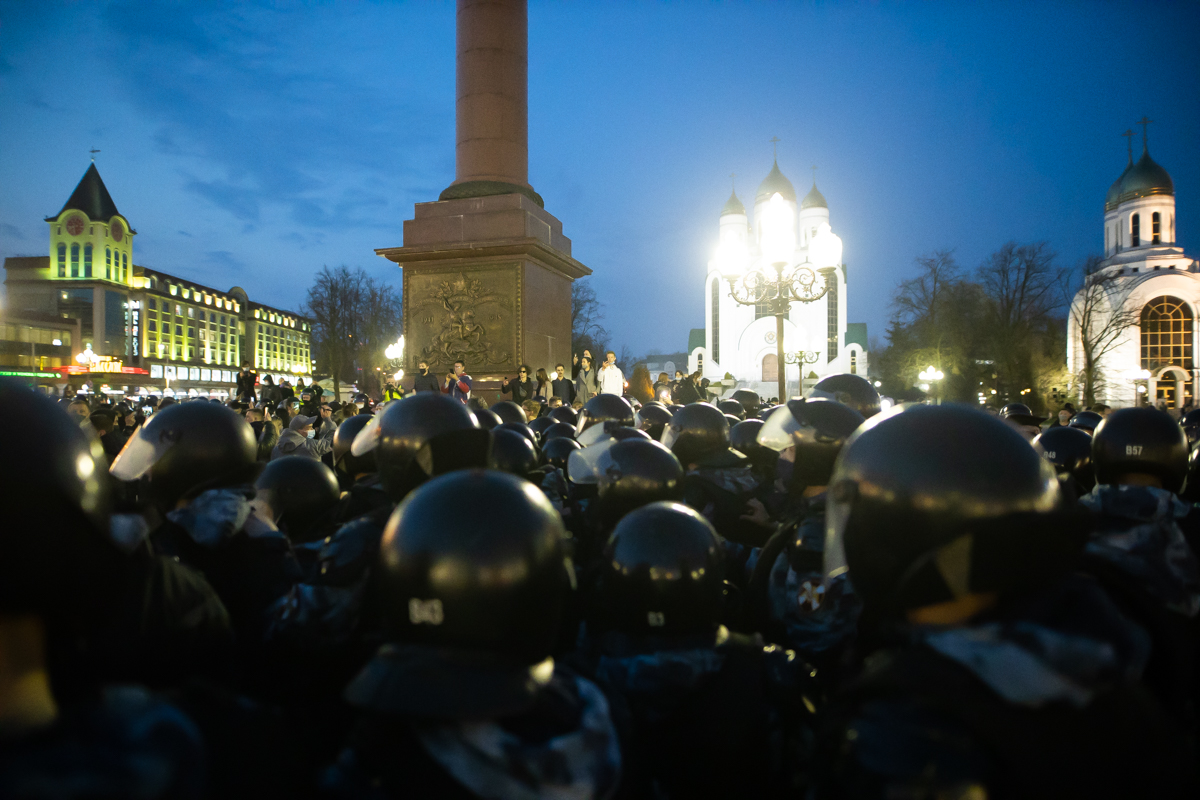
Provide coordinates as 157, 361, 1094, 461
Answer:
755, 160, 797, 204
721, 175, 746, 216
801, 182, 827, 210
48, 163, 122, 222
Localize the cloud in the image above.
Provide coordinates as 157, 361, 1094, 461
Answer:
204, 250, 247, 272
177, 229, 193, 237
184, 177, 261, 222
0, 222, 26, 240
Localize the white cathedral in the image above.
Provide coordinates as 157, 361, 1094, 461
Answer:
688, 160, 868, 399
1067, 128, 1199, 410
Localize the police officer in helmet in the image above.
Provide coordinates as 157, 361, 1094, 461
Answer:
813, 404, 1191, 797
326, 470, 623, 799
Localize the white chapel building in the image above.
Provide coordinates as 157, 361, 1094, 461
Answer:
1067, 130, 1200, 410
688, 160, 868, 399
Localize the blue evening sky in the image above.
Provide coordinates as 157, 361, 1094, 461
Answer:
1, 1, 1198, 356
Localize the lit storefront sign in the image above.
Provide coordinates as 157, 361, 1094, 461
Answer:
130, 300, 141, 357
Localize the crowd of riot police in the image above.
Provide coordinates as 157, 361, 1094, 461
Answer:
1, 372, 1198, 798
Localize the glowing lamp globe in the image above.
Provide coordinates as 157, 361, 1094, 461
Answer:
810, 222, 843, 268
760, 192, 796, 266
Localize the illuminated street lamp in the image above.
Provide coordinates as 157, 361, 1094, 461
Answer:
918, 365, 944, 404
723, 192, 833, 401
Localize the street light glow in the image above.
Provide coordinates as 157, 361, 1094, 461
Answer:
759, 192, 796, 265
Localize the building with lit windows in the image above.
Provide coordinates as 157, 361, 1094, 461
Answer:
688, 159, 869, 399
1067, 127, 1200, 410
2, 163, 313, 398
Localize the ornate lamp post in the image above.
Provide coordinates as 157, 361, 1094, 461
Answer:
918, 365, 944, 404
722, 192, 832, 402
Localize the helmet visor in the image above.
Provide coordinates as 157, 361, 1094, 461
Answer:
110, 423, 175, 481
567, 436, 617, 484
757, 404, 802, 451
578, 420, 617, 448
823, 481, 852, 582
350, 413, 383, 457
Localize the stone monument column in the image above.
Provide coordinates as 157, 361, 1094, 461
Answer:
378, 0, 588, 398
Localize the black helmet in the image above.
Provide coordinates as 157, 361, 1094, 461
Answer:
637, 403, 673, 441
529, 415, 556, 440
111, 401, 257, 509
474, 408, 503, 430
0, 380, 120, 624
333, 414, 377, 477
489, 428, 540, 479
717, 399, 746, 420
592, 440, 684, 527
610, 427, 650, 442
352, 470, 571, 717
1181, 409, 1200, 447
758, 398, 864, 489
497, 421, 538, 451
542, 436, 582, 473
731, 388, 760, 418
1032, 426, 1095, 495
542, 421, 576, 442
576, 394, 635, 441
1069, 410, 1104, 435
353, 392, 489, 501
809, 373, 881, 418
999, 402, 1047, 427
729, 419, 774, 473
548, 405, 578, 427
490, 400, 528, 425
255, 457, 341, 543
591, 501, 725, 637
661, 402, 743, 468
1091, 407, 1188, 493
827, 404, 1070, 615
354, 392, 370, 404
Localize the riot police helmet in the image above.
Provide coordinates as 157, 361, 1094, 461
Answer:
350, 392, 489, 501
610, 427, 651, 442
333, 413, 378, 478
111, 400, 257, 509
490, 400, 528, 425
729, 418, 775, 474
1091, 407, 1188, 493
1181, 408, 1200, 448
591, 501, 725, 638
255, 456, 341, 543
350, 470, 571, 717
548, 405, 578, 427
808, 373, 881, 418
717, 399, 747, 420
474, 407, 503, 430
497, 421, 538, 451
591, 440, 685, 527
826, 404, 1070, 615
1032, 426, 1095, 495
661, 402, 745, 468
576, 394, 635, 439
542, 421, 576, 442
759, 398, 864, 489
731, 388, 761, 418
637, 403, 673, 441
529, 415, 556, 440
542, 436, 582, 473
1069, 410, 1104, 435
489, 427, 540, 479
999, 402, 1047, 427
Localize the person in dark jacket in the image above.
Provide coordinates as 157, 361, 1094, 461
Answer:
259, 374, 283, 406
411, 360, 441, 393
574, 357, 599, 403
501, 365, 535, 404
236, 362, 257, 402
674, 372, 702, 404
552, 363, 575, 404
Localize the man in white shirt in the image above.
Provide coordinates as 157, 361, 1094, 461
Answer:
597, 351, 625, 396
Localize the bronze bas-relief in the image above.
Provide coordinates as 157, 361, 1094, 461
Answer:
405, 265, 520, 374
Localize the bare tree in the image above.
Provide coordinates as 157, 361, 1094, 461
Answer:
571, 279, 609, 359
303, 265, 402, 399
891, 250, 961, 332
1065, 256, 1139, 407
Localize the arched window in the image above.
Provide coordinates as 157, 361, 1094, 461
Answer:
122, 252, 128, 282
1141, 296, 1193, 369
1152, 212, 1161, 244
1131, 213, 1140, 247
106, 248, 112, 280
70, 244, 79, 277
57, 243, 66, 278
83, 244, 92, 278
710, 277, 720, 364
762, 353, 778, 382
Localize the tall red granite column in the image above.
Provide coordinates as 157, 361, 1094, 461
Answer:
378, 0, 589, 398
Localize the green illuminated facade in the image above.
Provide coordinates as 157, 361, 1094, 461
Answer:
2, 164, 312, 394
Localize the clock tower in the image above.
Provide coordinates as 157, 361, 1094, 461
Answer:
46, 163, 135, 286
